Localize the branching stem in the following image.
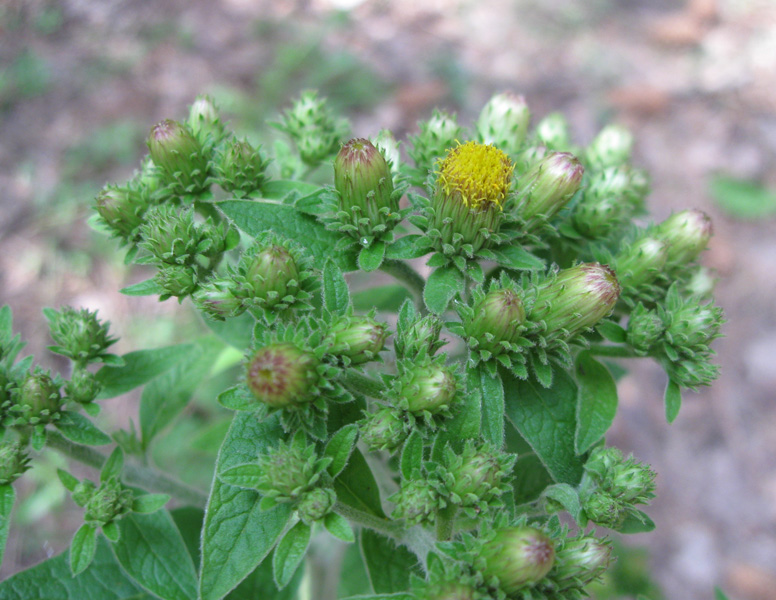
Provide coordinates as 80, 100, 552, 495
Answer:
333, 501, 403, 539
380, 259, 426, 311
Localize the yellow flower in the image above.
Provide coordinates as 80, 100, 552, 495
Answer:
437, 141, 513, 211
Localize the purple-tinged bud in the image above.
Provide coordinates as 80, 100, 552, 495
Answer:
242, 244, 300, 307
0, 440, 31, 485
554, 536, 613, 587
466, 288, 526, 355
530, 263, 621, 338
147, 119, 206, 178
614, 236, 668, 290
654, 210, 713, 266
246, 342, 319, 408
334, 138, 398, 225
515, 152, 584, 223
586, 124, 633, 169
371, 129, 401, 173
360, 407, 409, 452
95, 186, 146, 239
298, 487, 336, 524
480, 526, 556, 593
535, 112, 571, 151
17, 371, 62, 421
397, 363, 457, 415
187, 95, 224, 143
324, 315, 388, 365
476, 92, 531, 155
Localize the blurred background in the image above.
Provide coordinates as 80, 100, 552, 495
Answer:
1, 0, 776, 598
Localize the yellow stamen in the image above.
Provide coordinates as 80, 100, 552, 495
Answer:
438, 141, 514, 211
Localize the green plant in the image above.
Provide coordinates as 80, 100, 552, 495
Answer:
0, 91, 723, 600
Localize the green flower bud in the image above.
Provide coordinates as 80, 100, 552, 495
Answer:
408, 110, 463, 173
476, 92, 531, 155
626, 305, 665, 355
46, 306, 116, 364
395, 314, 445, 360
156, 264, 198, 298
16, 371, 62, 421
554, 536, 613, 587
84, 478, 132, 525
530, 263, 621, 338
585, 447, 656, 505
334, 138, 398, 230
94, 185, 147, 240
423, 583, 478, 600
444, 443, 514, 507
72, 479, 97, 507
193, 279, 245, 320
187, 94, 225, 144
240, 243, 300, 308
586, 124, 633, 169
0, 440, 31, 485
371, 129, 401, 173
65, 369, 102, 405
245, 342, 319, 408
298, 487, 336, 524
396, 362, 457, 415
614, 236, 668, 290
360, 407, 409, 452
684, 266, 717, 299
515, 152, 584, 223
573, 166, 648, 237
217, 139, 270, 198
256, 437, 323, 501
583, 490, 627, 529
147, 119, 209, 190
432, 142, 513, 253
535, 112, 571, 150
140, 205, 203, 265
390, 479, 438, 525
667, 301, 723, 349
465, 287, 526, 355
654, 209, 713, 266
279, 91, 347, 166
480, 526, 556, 593
324, 315, 388, 365
514, 144, 550, 176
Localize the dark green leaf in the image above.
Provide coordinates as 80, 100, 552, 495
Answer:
324, 259, 351, 314
102, 520, 120, 543
219, 464, 263, 489
131, 493, 170, 514
597, 320, 627, 343
423, 266, 464, 314
227, 550, 303, 600
542, 483, 582, 522
386, 235, 427, 260
476, 366, 505, 447
57, 469, 79, 491
324, 512, 355, 543
617, 510, 656, 534
338, 540, 372, 598
202, 312, 255, 350
360, 529, 419, 594
200, 413, 293, 600
502, 367, 585, 485
218, 385, 263, 412
0, 305, 12, 341
0, 484, 14, 566
334, 448, 385, 518
96, 343, 195, 399
273, 521, 312, 589
353, 285, 412, 313
325, 424, 359, 478
714, 587, 732, 600
119, 278, 165, 296
70, 523, 97, 576
217, 200, 357, 271
400, 430, 424, 480
111, 511, 197, 600
101, 446, 124, 482
709, 175, 776, 220
511, 453, 554, 505
575, 352, 619, 454
54, 410, 111, 446
665, 379, 682, 423
262, 179, 320, 201
492, 246, 544, 270
358, 241, 386, 272
432, 375, 481, 459
170, 506, 204, 565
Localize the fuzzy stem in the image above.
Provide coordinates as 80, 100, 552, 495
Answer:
587, 344, 639, 358
47, 431, 208, 507
333, 500, 403, 538
380, 259, 426, 310
342, 371, 386, 399
435, 504, 457, 541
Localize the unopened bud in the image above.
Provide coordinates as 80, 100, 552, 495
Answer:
626, 305, 664, 355
397, 362, 457, 414
409, 110, 463, 173
17, 371, 62, 421
46, 306, 116, 364
65, 369, 102, 405
245, 342, 319, 408
94, 186, 147, 239
466, 287, 526, 355
586, 124, 633, 169
217, 139, 270, 198
256, 437, 323, 500
395, 315, 445, 360
535, 112, 571, 150
554, 536, 613, 586
240, 244, 300, 307
193, 279, 245, 320
371, 129, 401, 173
324, 315, 388, 365
654, 210, 713, 266
390, 479, 437, 525
476, 92, 531, 155
84, 479, 132, 525
0, 440, 31, 485
187, 95, 224, 144
480, 526, 556, 593
614, 236, 668, 290
666, 302, 723, 350
298, 487, 336, 524
515, 152, 584, 223
147, 119, 207, 182
360, 407, 409, 452
156, 264, 197, 298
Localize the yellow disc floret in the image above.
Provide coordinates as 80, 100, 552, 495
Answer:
438, 141, 514, 211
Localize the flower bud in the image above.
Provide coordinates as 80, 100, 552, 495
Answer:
515, 152, 584, 223
298, 487, 336, 524
446, 444, 513, 505
65, 369, 102, 405
324, 315, 388, 365
395, 315, 445, 360
586, 124, 633, 169
360, 407, 409, 452
408, 110, 463, 173
396, 362, 457, 414
256, 437, 323, 500
140, 205, 202, 265
246, 342, 319, 408
217, 139, 270, 198
94, 185, 147, 240
46, 306, 116, 364
16, 371, 62, 421
423, 582, 478, 600
371, 129, 401, 173
614, 236, 668, 290
553, 536, 612, 587
626, 305, 664, 355
84, 478, 132, 525
72, 479, 97, 507
535, 112, 571, 150
476, 92, 531, 155
654, 210, 713, 266
480, 526, 555, 593
666, 302, 723, 350
147, 119, 208, 186
684, 266, 717, 299
465, 287, 526, 355
0, 440, 31, 485
585, 446, 656, 505
187, 94, 224, 144
573, 166, 647, 237
583, 490, 627, 529
156, 264, 198, 298
432, 142, 513, 253
530, 263, 621, 339
279, 91, 347, 166
193, 279, 245, 320
390, 479, 438, 525
334, 138, 398, 229
240, 243, 301, 308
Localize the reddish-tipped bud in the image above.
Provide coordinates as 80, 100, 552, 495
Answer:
246, 342, 319, 408
324, 315, 388, 365
147, 119, 204, 177
477, 92, 531, 155
654, 209, 713, 266
480, 526, 556, 593
466, 288, 526, 354
95, 186, 146, 238
554, 536, 613, 586
515, 152, 584, 222
397, 363, 457, 414
334, 138, 397, 225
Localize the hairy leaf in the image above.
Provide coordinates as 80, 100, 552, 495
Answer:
575, 352, 618, 454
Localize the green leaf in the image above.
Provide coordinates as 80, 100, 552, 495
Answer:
353, 285, 412, 313
131, 493, 170, 514
475, 366, 505, 447
542, 483, 582, 522
358, 241, 386, 273
324, 259, 351, 315
227, 550, 303, 600
96, 343, 195, 399
202, 312, 255, 350
140, 339, 216, 448
709, 175, 776, 220
512, 453, 554, 505
617, 510, 656, 534
70, 523, 97, 576
119, 278, 165, 296
111, 511, 197, 600
386, 235, 427, 260
273, 520, 312, 589
432, 375, 481, 459
400, 430, 424, 480
101, 446, 124, 482
170, 506, 204, 565
714, 587, 732, 600
219, 464, 263, 489
261, 179, 320, 201
337, 541, 372, 598
0, 537, 149, 599
0, 484, 14, 566
218, 385, 263, 412
574, 352, 619, 454
423, 265, 464, 314
502, 367, 585, 485
323, 512, 355, 542
54, 410, 111, 446
102, 520, 120, 542
665, 379, 682, 423
57, 468, 79, 491
597, 320, 627, 343
325, 424, 359, 478
491, 246, 544, 270
341, 595, 415, 600
334, 448, 385, 518
200, 413, 293, 600
0, 305, 12, 340
360, 529, 419, 594
217, 200, 358, 271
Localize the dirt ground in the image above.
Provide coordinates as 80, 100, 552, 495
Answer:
2, 1, 776, 598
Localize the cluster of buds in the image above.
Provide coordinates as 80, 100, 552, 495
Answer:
579, 446, 656, 529
43, 306, 117, 367
215, 138, 271, 199
394, 313, 446, 361
276, 91, 348, 167
407, 110, 464, 184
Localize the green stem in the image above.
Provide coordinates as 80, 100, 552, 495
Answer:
435, 505, 457, 541
380, 259, 426, 311
333, 501, 403, 539
47, 431, 208, 508
587, 344, 639, 359
342, 371, 386, 399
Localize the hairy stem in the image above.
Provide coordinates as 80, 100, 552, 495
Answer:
47, 431, 208, 508
435, 505, 457, 541
334, 501, 403, 539
587, 344, 640, 358
380, 259, 426, 311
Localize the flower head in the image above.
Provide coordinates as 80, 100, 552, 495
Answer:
245, 342, 319, 408
437, 141, 513, 212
